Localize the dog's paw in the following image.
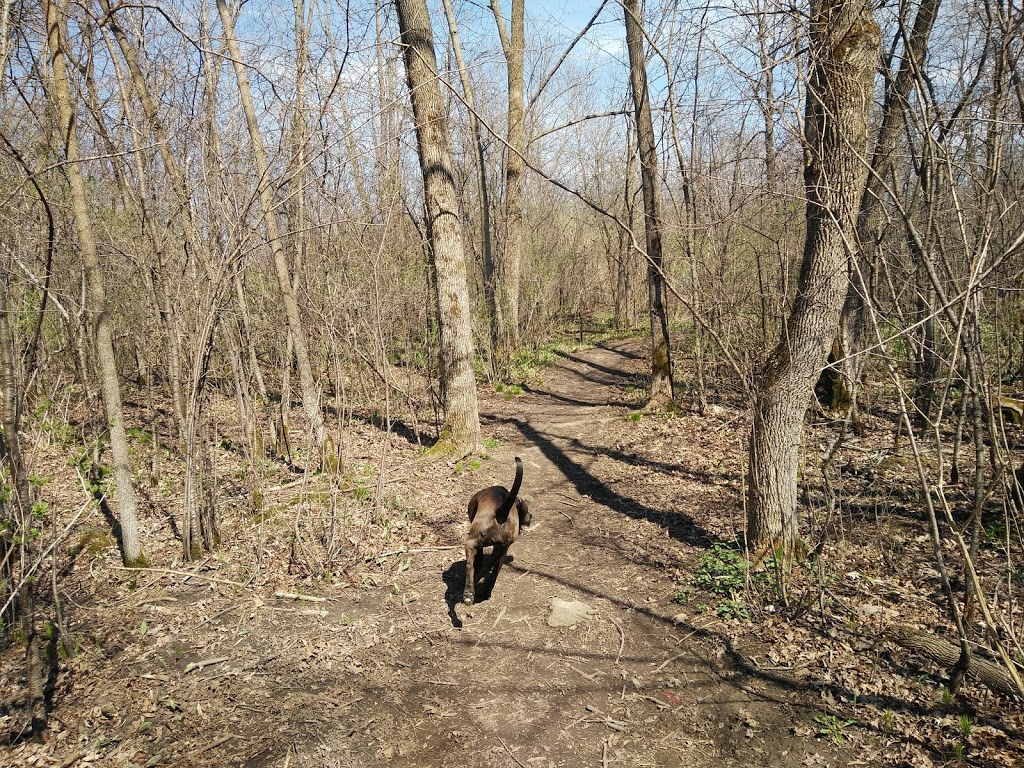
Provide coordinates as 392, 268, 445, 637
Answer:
454, 601, 474, 625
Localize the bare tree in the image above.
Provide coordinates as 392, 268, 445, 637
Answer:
746, 0, 879, 558
440, 0, 495, 369
44, 0, 146, 567
215, 0, 333, 470
623, 0, 673, 407
824, 0, 942, 420
394, 0, 481, 455
490, 0, 524, 369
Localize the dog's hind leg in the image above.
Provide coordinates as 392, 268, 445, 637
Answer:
481, 544, 509, 600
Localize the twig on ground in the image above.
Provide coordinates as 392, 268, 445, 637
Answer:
195, 601, 247, 629
497, 735, 528, 768
608, 617, 625, 664
184, 656, 230, 674
274, 591, 327, 602
241, 653, 279, 671
111, 566, 244, 588
190, 734, 235, 756
58, 751, 87, 768
653, 651, 687, 674
570, 664, 599, 681
377, 546, 461, 558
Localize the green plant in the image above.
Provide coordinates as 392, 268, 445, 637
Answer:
951, 743, 965, 761
672, 588, 689, 604
28, 473, 52, 488
502, 384, 523, 400
353, 486, 372, 502
715, 599, 750, 620
985, 518, 1007, 542
881, 709, 895, 732
957, 714, 971, 738
483, 438, 500, 450
942, 687, 955, 708
814, 714, 856, 745
693, 544, 759, 597
628, 411, 642, 422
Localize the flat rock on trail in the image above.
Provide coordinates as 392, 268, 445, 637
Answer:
277, 341, 850, 767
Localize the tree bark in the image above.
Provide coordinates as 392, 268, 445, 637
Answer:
44, 0, 146, 566
623, 0, 673, 408
746, 0, 879, 559
395, 0, 481, 455
832, 0, 941, 418
490, 0, 524, 368
440, 0, 495, 371
216, 0, 331, 469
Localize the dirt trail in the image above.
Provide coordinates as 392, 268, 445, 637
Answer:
19, 340, 867, 768
18, 337, 1023, 767
282, 341, 849, 767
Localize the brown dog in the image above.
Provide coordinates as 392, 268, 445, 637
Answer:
463, 456, 531, 605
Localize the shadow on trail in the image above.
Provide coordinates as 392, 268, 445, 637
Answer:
521, 383, 633, 409
500, 559, 996, 759
556, 350, 641, 382
598, 341, 645, 360
442, 554, 517, 628
573, 439, 743, 487
514, 419, 721, 549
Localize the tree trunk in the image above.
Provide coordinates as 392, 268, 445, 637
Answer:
395, 0, 481, 456
490, 0, 524, 369
44, 0, 146, 567
0, 271, 44, 736
215, 0, 331, 469
442, 0, 496, 372
833, 0, 941, 418
746, 0, 879, 559
623, 0, 673, 408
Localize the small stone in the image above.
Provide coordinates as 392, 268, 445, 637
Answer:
547, 598, 596, 627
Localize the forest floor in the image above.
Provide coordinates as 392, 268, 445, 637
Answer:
3, 337, 1024, 767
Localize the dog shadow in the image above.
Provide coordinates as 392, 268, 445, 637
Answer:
442, 550, 514, 628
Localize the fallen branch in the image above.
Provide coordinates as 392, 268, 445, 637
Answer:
497, 735, 527, 768
608, 617, 625, 665
184, 656, 230, 674
274, 591, 327, 602
889, 625, 1021, 697
111, 566, 245, 588
190, 734, 235, 756
58, 751, 87, 768
376, 546, 461, 559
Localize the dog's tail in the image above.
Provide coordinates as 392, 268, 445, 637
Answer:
496, 457, 523, 519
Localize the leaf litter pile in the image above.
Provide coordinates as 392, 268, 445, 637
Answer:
2, 338, 1023, 767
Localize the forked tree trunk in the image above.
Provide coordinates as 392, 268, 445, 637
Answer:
216, 0, 332, 470
623, 0, 673, 408
395, 0, 481, 456
831, 0, 941, 418
746, 0, 878, 559
490, 0, 524, 368
44, 0, 146, 567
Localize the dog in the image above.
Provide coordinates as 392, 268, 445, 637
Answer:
462, 456, 531, 605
